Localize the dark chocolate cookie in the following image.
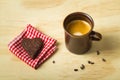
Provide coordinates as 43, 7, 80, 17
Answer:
21, 38, 43, 59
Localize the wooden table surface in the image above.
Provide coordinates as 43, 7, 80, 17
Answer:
0, 0, 120, 80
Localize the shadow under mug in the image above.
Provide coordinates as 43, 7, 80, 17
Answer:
63, 12, 102, 54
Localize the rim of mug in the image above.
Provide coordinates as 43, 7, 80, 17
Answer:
63, 12, 94, 38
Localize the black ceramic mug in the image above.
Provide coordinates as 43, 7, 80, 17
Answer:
63, 12, 102, 54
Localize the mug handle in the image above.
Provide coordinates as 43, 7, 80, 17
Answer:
90, 31, 102, 41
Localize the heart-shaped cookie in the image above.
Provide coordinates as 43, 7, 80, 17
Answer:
21, 38, 43, 59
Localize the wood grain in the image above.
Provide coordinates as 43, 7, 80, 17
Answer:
0, 0, 120, 80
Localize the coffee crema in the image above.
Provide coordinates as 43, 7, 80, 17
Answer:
66, 20, 91, 36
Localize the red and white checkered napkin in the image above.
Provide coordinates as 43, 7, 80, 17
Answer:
8, 24, 57, 69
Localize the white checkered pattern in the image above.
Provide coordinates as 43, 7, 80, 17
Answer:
8, 24, 57, 69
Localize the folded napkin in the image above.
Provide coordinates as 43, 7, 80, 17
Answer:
8, 24, 57, 69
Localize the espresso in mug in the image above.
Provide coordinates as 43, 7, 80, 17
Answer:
66, 20, 91, 36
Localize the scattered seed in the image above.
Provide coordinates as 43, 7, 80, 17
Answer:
97, 50, 100, 55
91, 62, 95, 64
74, 69, 78, 71
102, 58, 106, 62
88, 61, 91, 64
88, 60, 94, 64
80, 64, 85, 70
52, 60, 55, 64
72, 51, 107, 72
